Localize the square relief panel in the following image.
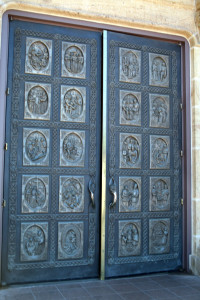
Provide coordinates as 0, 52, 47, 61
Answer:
120, 133, 141, 169
58, 222, 84, 259
24, 82, 51, 120
25, 37, 52, 76
149, 218, 170, 255
60, 130, 85, 167
23, 128, 50, 166
149, 177, 170, 211
60, 85, 86, 123
22, 175, 49, 213
61, 42, 86, 79
119, 177, 141, 212
149, 94, 170, 128
150, 135, 170, 169
118, 220, 141, 257
119, 90, 141, 126
20, 222, 48, 261
59, 176, 84, 213
119, 48, 141, 84
149, 53, 169, 87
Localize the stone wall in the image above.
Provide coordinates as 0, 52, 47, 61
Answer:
0, 0, 200, 276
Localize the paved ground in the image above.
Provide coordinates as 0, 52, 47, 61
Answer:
0, 272, 200, 300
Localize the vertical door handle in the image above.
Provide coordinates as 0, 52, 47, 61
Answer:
89, 178, 95, 208
109, 177, 117, 208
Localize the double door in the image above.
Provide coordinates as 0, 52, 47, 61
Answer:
2, 20, 182, 284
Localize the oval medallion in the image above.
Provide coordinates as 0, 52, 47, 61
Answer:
23, 225, 45, 257
64, 46, 84, 74
24, 178, 46, 210
64, 89, 83, 119
122, 136, 140, 166
28, 41, 49, 71
61, 178, 82, 209
27, 86, 48, 116
122, 93, 140, 121
63, 133, 83, 162
25, 131, 47, 162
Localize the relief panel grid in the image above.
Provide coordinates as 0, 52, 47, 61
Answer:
59, 129, 85, 167
22, 175, 49, 213
119, 133, 141, 169
24, 82, 51, 121
59, 176, 84, 213
58, 222, 84, 260
20, 222, 48, 262
61, 42, 86, 79
119, 176, 141, 212
149, 94, 170, 128
25, 37, 52, 76
60, 85, 86, 123
119, 48, 141, 84
119, 90, 141, 126
23, 128, 50, 166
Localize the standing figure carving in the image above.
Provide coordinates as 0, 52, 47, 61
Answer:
152, 57, 167, 83
121, 179, 139, 207
26, 131, 47, 162
64, 89, 83, 119
122, 51, 139, 79
152, 97, 168, 125
27, 86, 48, 116
28, 41, 49, 71
122, 136, 140, 166
64, 46, 84, 74
122, 94, 140, 121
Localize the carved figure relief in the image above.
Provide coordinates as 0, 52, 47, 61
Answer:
25, 37, 52, 75
60, 86, 86, 123
149, 219, 170, 254
150, 136, 170, 169
119, 177, 141, 212
21, 222, 48, 261
59, 176, 84, 213
120, 133, 141, 169
62, 42, 86, 79
118, 220, 141, 257
150, 177, 170, 211
58, 222, 83, 259
23, 128, 50, 166
22, 175, 49, 213
149, 94, 169, 128
149, 53, 169, 87
24, 82, 51, 120
120, 90, 141, 126
60, 130, 85, 167
119, 48, 141, 83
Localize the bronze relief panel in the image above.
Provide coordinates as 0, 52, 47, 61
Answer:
22, 175, 49, 213
120, 133, 141, 169
61, 42, 86, 79
24, 82, 51, 121
59, 129, 85, 167
119, 90, 141, 126
59, 176, 84, 213
20, 222, 48, 262
149, 53, 169, 87
119, 48, 141, 84
60, 86, 86, 123
149, 219, 170, 255
58, 222, 84, 260
119, 176, 141, 212
23, 128, 50, 166
25, 37, 52, 76
150, 135, 170, 169
149, 94, 170, 128
118, 220, 141, 257
149, 177, 170, 211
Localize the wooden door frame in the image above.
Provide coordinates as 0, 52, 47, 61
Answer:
0, 9, 191, 284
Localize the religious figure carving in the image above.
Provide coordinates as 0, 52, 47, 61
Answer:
64, 46, 84, 74
121, 223, 139, 253
152, 97, 168, 124
63, 133, 83, 162
152, 138, 169, 167
62, 178, 82, 209
24, 178, 46, 209
151, 179, 169, 210
64, 89, 83, 119
122, 51, 139, 79
63, 229, 78, 255
151, 221, 169, 253
23, 225, 45, 257
26, 131, 47, 162
121, 179, 139, 208
27, 86, 48, 115
122, 136, 140, 166
152, 57, 167, 83
28, 41, 49, 71
122, 94, 140, 121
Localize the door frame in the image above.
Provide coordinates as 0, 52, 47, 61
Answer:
0, 9, 191, 283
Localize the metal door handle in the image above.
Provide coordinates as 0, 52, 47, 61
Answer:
109, 177, 117, 208
89, 178, 95, 208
